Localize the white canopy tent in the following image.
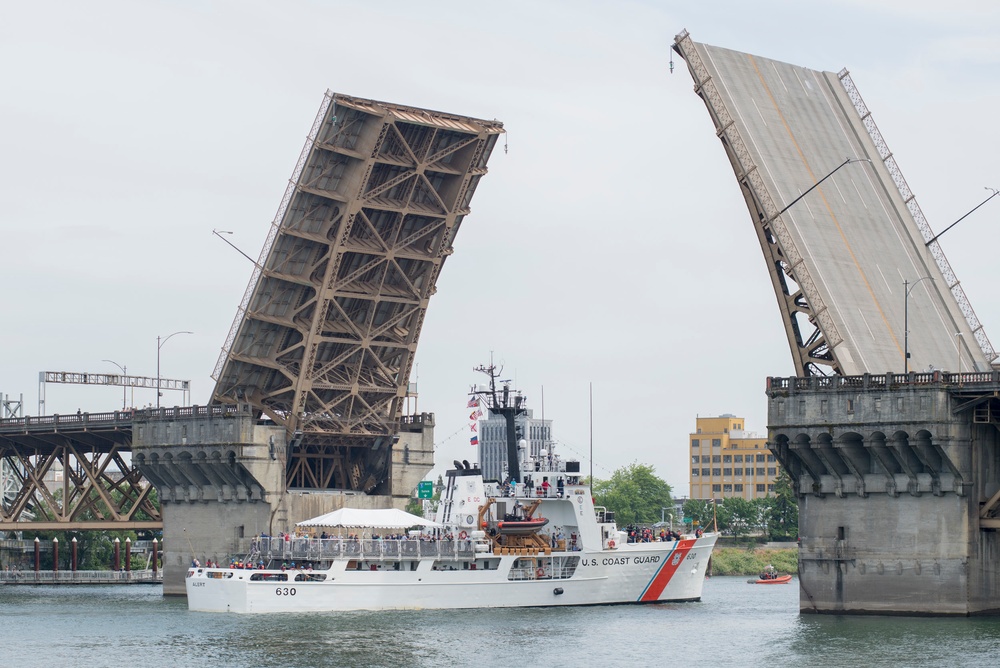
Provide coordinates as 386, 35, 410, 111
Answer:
296, 507, 441, 529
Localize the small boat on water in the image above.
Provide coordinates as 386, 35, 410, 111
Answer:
186, 365, 718, 613
751, 573, 792, 585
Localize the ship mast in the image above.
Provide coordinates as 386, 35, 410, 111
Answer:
473, 362, 526, 485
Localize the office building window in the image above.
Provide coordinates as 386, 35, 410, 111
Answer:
756, 468, 765, 476
723, 484, 733, 493
712, 485, 721, 492
692, 439, 700, 447
701, 468, 710, 476
768, 484, 775, 493
734, 455, 743, 463
692, 469, 699, 476
734, 484, 743, 492
734, 468, 743, 476
756, 454, 766, 462
723, 468, 732, 476
756, 484, 765, 493
712, 468, 721, 476
723, 455, 732, 463
712, 455, 721, 463
767, 455, 776, 463
701, 455, 710, 463
768, 467, 776, 476
691, 456, 699, 464
712, 439, 721, 447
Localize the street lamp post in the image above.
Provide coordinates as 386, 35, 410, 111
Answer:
102, 359, 127, 410
903, 277, 935, 374
157, 331, 193, 409
955, 332, 964, 375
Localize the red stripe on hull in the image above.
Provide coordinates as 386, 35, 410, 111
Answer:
640, 539, 696, 602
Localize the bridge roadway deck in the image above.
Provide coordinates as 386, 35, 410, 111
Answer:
677, 33, 992, 375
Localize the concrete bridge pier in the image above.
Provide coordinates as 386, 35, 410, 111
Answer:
132, 406, 434, 595
768, 372, 1000, 615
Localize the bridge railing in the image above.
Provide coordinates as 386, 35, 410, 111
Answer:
0, 404, 250, 431
768, 370, 1000, 393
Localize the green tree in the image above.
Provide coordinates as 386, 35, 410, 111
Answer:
764, 470, 799, 540
682, 498, 715, 531
591, 463, 672, 525
717, 497, 760, 538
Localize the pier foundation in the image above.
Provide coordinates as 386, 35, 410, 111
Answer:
768, 372, 1000, 615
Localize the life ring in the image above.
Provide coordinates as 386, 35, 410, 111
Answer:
536, 567, 545, 578
458, 531, 468, 540
608, 540, 616, 549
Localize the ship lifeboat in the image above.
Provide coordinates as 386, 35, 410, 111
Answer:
496, 517, 550, 535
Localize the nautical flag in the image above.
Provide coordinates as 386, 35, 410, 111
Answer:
470, 423, 477, 432
467, 397, 478, 408
470, 435, 479, 446
470, 411, 479, 421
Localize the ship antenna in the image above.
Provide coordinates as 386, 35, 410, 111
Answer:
589, 382, 593, 495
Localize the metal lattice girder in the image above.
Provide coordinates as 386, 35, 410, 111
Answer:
212, 93, 503, 483
673, 31, 994, 376
0, 434, 161, 531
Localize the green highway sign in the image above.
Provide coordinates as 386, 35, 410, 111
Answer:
417, 480, 433, 499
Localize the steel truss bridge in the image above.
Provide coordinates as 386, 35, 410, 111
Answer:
674, 30, 996, 376
210, 92, 504, 494
0, 410, 159, 531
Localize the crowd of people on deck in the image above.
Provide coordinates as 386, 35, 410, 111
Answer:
625, 526, 684, 543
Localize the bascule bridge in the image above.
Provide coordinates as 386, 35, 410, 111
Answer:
675, 30, 1000, 615
0, 92, 504, 594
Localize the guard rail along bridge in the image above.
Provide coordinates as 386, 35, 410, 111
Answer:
0, 92, 504, 595
676, 30, 1000, 615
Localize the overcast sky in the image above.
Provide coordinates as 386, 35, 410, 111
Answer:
2, 1, 999, 497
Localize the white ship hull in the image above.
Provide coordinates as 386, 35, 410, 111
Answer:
186, 535, 716, 613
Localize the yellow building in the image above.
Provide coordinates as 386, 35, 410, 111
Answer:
689, 414, 778, 501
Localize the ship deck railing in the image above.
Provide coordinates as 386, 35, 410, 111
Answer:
250, 536, 478, 562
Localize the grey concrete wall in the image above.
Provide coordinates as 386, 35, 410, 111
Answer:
768, 375, 1000, 615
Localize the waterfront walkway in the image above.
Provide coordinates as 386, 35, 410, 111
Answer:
0, 570, 161, 585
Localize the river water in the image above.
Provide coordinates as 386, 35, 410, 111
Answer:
2, 576, 998, 667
